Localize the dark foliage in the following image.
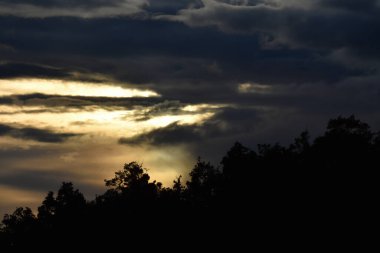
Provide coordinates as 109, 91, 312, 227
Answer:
0, 116, 377, 251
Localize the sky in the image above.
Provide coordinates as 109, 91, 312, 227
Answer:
1, 0, 380, 215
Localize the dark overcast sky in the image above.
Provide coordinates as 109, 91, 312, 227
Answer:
1, 0, 380, 214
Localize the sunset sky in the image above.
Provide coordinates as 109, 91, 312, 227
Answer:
1, 0, 380, 215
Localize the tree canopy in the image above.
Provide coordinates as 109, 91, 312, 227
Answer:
0, 116, 377, 251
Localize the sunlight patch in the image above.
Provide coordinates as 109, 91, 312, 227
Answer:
238, 82, 272, 94
0, 104, 218, 139
0, 78, 160, 98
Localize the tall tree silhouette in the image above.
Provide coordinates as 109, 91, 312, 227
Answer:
38, 191, 56, 220
55, 182, 86, 214
313, 115, 373, 170
104, 161, 160, 203
186, 157, 222, 206
1, 207, 36, 250
222, 142, 257, 181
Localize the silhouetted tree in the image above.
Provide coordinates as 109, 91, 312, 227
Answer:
37, 191, 56, 221
2, 207, 36, 235
53, 182, 86, 218
105, 162, 149, 191
290, 130, 310, 154
1, 207, 37, 250
104, 162, 160, 203
313, 115, 373, 169
1, 115, 377, 250
173, 176, 184, 194
186, 157, 221, 206
222, 142, 256, 180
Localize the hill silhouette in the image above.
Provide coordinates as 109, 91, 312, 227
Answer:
0, 115, 377, 251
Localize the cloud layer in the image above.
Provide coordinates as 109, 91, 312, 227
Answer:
1, 0, 380, 215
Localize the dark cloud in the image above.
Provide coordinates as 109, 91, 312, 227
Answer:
0, 62, 119, 83
0, 96, 13, 104
132, 100, 223, 121
0, 169, 76, 192
115, 106, 272, 164
0, 0, 124, 8
317, 0, 379, 12
0, 0, 147, 18
0, 62, 71, 79
161, 0, 380, 58
119, 122, 204, 145
0, 14, 369, 105
119, 103, 380, 163
119, 107, 261, 146
0, 123, 79, 143
0, 93, 164, 109
0, 0, 199, 16
0, 1, 378, 129
145, 0, 202, 14
0, 166, 104, 201
133, 100, 184, 121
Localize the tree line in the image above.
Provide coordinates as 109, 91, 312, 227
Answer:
0, 115, 378, 250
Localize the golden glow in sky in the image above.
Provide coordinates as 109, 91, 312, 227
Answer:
0, 78, 160, 98
0, 105, 215, 138
0, 78, 223, 215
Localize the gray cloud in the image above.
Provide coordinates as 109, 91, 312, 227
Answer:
0, 2, 378, 133
0, 0, 125, 8
0, 62, 71, 79
159, 0, 380, 58
120, 122, 207, 145
0, 0, 147, 18
0, 169, 79, 193
118, 102, 380, 163
317, 0, 380, 12
0, 170, 104, 210
145, 0, 203, 14
0, 62, 119, 84
0, 13, 371, 95
0, 123, 79, 143
0, 93, 164, 109
131, 100, 222, 121
119, 107, 262, 146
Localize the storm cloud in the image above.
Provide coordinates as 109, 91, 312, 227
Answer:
0, 123, 79, 143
